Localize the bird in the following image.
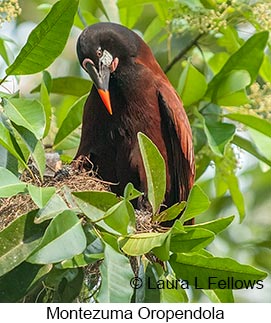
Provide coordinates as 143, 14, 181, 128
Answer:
74, 22, 195, 226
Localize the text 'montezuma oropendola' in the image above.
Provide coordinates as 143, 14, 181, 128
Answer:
75, 22, 195, 226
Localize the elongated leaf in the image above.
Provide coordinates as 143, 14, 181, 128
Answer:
153, 201, 186, 223
0, 211, 48, 277
0, 145, 18, 174
35, 194, 68, 223
170, 253, 267, 289
0, 38, 10, 65
178, 62, 207, 106
40, 72, 52, 138
215, 70, 250, 106
54, 95, 87, 149
232, 135, 271, 167
6, 0, 79, 76
0, 262, 52, 302
204, 120, 236, 156
28, 184, 56, 208
138, 132, 166, 214
188, 216, 234, 235
97, 244, 134, 302
159, 274, 189, 303
28, 211, 86, 264
11, 123, 46, 178
0, 121, 28, 169
119, 231, 170, 256
170, 228, 215, 253
58, 238, 104, 269
226, 113, 271, 138
103, 200, 135, 235
249, 128, 271, 162
203, 289, 234, 303
226, 174, 245, 222
124, 182, 143, 201
207, 31, 268, 99
32, 77, 92, 97
0, 167, 26, 197
72, 191, 122, 222
3, 98, 45, 140
181, 185, 210, 223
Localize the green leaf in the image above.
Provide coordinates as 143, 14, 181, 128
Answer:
153, 201, 186, 223
35, 194, 68, 224
11, 123, 46, 178
0, 262, 52, 302
0, 145, 18, 174
188, 216, 234, 235
119, 231, 170, 256
203, 289, 234, 303
124, 182, 143, 201
178, 62, 208, 106
152, 233, 171, 261
40, 72, 52, 138
0, 167, 26, 197
215, 70, 250, 106
181, 185, 210, 223
28, 184, 56, 208
28, 210, 86, 264
104, 200, 135, 235
56, 268, 84, 302
137, 132, 166, 214
97, 244, 134, 302
3, 98, 45, 140
119, 4, 143, 28
249, 128, 271, 162
72, 191, 122, 222
226, 113, 271, 138
0, 121, 28, 169
260, 54, 271, 83
208, 52, 230, 74
170, 253, 267, 289
0, 211, 48, 277
0, 38, 10, 65
204, 120, 236, 156
32, 77, 92, 97
159, 274, 189, 303
54, 95, 87, 150
118, 0, 165, 8
207, 31, 269, 100
58, 238, 104, 269
226, 174, 245, 222
232, 135, 271, 167
143, 16, 163, 43
170, 228, 215, 253
5, 0, 79, 76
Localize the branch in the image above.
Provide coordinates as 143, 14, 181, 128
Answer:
164, 33, 203, 74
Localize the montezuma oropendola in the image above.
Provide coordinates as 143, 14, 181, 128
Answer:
75, 22, 195, 226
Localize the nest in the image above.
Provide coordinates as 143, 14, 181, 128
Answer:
0, 166, 109, 231
0, 164, 164, 233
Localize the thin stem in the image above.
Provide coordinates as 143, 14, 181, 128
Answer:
77, 8, 87, 28
164, 33, 203, 74
0, 74, 8, 86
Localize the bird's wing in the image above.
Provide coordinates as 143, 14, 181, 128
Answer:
158, 82, 195, 202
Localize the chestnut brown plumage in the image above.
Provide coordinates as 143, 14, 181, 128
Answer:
75, 22, 195, 226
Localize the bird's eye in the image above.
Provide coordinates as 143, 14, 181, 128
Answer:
96, 48, 103, 58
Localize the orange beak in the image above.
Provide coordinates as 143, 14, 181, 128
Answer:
98, 89, 112, 115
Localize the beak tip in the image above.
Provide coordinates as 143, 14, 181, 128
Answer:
97, 89, 113, 115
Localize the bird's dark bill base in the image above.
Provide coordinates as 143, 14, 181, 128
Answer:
83, 57, 112, 114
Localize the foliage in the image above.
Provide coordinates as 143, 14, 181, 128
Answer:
0, 0, 271, 302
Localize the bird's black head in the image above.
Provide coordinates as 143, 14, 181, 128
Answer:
77, 22, 141, 114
